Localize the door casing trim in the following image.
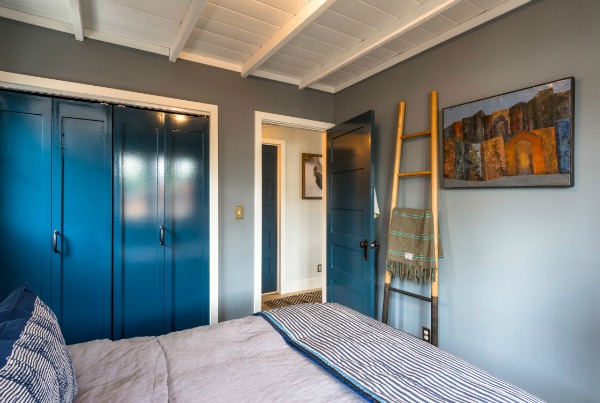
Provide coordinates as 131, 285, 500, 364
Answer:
0, 70, 219, 324
254, 111, 333, 312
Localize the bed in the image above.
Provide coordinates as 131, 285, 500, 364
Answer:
1, 286, 544, 402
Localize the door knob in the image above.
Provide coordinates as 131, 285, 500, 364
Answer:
370, 240, 379, 249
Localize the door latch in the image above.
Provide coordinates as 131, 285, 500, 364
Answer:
359, 239, 369, 261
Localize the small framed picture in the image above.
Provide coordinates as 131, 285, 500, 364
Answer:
302, 153, 323, 199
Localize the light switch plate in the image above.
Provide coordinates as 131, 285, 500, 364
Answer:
235, 206, 244, 220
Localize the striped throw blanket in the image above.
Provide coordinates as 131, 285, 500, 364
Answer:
386, 208, 442, 283
258, 303, 544, 403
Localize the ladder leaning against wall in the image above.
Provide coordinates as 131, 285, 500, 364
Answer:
382, 91, 441, 346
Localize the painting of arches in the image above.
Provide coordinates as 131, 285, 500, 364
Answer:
442, 77, 574, 188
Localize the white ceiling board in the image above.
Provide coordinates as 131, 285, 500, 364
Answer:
194, 16, 267, 47
287, 34, 346, 58
301, 23, 362, 50
442, 0, 484, 23
397, 26, 435, 45
418, 14, 457, 35
268, 52, 321, 72
201, 3, 280, 38
184, 38, 251, 63
84, 0, 181, 38
209, 0, 293, 28
154, 0, 191, 12
260, 59, 309, 78
190, 28, 258, 55
339, 63, 368, 75
82, 8, 174, 47
329, 0, 397, 30
467, 0, 506, 11
380, 37, 413, 53
363, 0, 421, 18
258, 0, 308, 15
108, 0, 187, 23
351, 54, 383, 69
0, 0, 72, 24
314, 9, 378, 40
279, 43, 333, 66
316, 75, 344, 87
366, 45, 399, 61
327, 69, 355, 82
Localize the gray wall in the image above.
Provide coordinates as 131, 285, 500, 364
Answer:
0, 18, 334, 322
334, 1, 599, 402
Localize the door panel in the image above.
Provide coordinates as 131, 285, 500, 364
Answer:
0, 91, 52, 301
52, 99, 112, 344
113, 107, 166, 339
165, 113, 210, 331
326, 111, 375, 317
262, 144, 278, 294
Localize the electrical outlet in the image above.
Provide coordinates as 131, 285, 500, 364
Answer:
422, 326, 431, 343
235, 206, 243, 220
317, 264, 322, 272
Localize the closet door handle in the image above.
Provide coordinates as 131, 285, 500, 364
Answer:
53, 230, 60, 253
159, 226, 165, 246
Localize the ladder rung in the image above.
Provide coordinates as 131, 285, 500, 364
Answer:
389, 287, 432, 303
398, 170, 431, 178
401, 130, 431, 140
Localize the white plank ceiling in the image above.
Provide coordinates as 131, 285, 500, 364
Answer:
0, 0, 531, 93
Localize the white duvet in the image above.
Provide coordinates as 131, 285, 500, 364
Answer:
68, 315, 361, 402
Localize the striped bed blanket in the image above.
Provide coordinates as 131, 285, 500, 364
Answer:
257, 303, 544, 403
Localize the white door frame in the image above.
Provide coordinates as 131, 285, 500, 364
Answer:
254, 111, 333, 312
0, 70, 220, 324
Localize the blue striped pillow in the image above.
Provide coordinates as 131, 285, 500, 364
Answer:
0, 286, 77, 402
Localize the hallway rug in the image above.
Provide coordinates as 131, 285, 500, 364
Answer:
264, 290, 322, 309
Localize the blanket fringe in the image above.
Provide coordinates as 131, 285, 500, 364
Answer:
386, 260, 436, 284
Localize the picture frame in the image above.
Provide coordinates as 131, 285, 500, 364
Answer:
302, 153, 323, 199
442, 77, 574, 188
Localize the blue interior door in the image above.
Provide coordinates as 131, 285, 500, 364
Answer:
0, 91, 52, 301
262, 144, 278, 294
326, 111, 375, 317
51, 99, 112, 344
113, 106, 166, 339
165, 113, 210, 331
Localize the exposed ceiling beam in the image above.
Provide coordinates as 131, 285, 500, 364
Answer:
68, 0, 84, 41
169, 0, 208, 62
241, 0, 337, 78
299, 0, 460, 89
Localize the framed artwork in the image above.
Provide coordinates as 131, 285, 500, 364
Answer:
302, 153, 323, 199
442, 77, 574, 188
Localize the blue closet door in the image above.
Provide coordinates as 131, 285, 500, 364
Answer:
165, 113, 210, 331
261, 144, 278, 294
113, 107, 166, 339
0, 91, 52, 301
51, 98, 112, 344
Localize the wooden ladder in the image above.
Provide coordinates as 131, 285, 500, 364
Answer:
382, 91, 440, 346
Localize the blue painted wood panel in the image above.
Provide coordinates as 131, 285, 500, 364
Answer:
51, 98, 112, 344
0, 91, 52, 301
165, 113, 210, 331
326, 111, 375, 317
113, 106, 166, 339
262, 145, 278, 294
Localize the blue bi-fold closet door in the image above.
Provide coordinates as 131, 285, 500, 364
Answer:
0, 90, 209, 344
113, 106, 210, 340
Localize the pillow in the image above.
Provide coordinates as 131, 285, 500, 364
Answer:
0, 285, 77, 402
